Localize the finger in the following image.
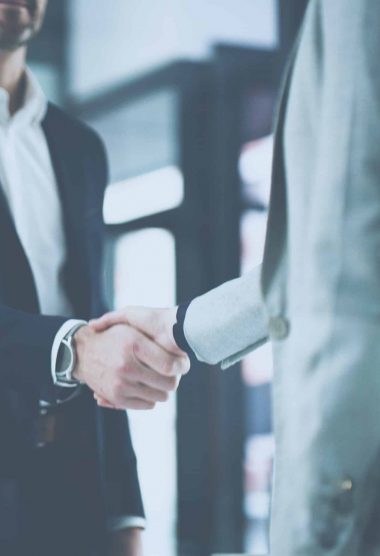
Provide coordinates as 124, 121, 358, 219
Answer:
128, 364, 179, 393
90, 310, 127, 332
112, 397, 156, 411
92, 308, 189, 365
125, 307, 182, 356
94, 394, 117, 409
95, 392, 156, 411
133, 331, 190, 377
98, 306, 167, 346
134, 382, 170, 403
116, 377, 170, 404
94, 393, 112, 404
107, 307, 154, 334
97, 400, 118, 409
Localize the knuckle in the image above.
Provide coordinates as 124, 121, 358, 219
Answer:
161, 391, 169, 402
110, 385, 120, 403
115, 364, 125, 379
117, 376, 125, 390
132, 339, 144, 361
115, 355, 128, 375
164, 360, 175, 376
112, 378, 124, 397
167, 377, 177, 391
181, 356, 191, 374
132, 339, 140, 355
122, 344, 132, 362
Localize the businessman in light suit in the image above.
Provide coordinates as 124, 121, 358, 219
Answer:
92, 1, 380, 554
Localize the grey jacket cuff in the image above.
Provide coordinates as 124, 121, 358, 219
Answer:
183, 267, 269, 366
173, 302, 196, 359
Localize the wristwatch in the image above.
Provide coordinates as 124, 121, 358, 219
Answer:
54, 322, 87, 387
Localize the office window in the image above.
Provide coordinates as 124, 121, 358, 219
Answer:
113, 228, 177, 556
85, 89, 179, 183
104, 166, 184, 225
85, 85, 181, 556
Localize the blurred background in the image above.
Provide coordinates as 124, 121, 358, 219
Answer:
28, 1, 307, 555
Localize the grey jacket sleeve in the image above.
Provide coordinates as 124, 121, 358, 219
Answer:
183, 265, 269, 368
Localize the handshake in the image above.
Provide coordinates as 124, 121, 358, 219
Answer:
72, 307, 190, 410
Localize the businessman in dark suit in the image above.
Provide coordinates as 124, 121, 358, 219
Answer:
0, 1, 189, 555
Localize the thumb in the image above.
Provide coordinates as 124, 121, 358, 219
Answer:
119, 306, 161, 337
89, 310, 129, 332
94, 393, 117, 409
123, 307, 179, 354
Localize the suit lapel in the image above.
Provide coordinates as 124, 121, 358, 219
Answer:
42, 104, 91, 316
0, 104, 92, 317
0, 186, 40, 312
261, 22, 305, 299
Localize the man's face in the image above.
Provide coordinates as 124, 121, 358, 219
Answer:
0, 0, 47, 51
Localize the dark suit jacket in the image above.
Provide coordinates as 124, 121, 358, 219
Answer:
0, 103, 144, 555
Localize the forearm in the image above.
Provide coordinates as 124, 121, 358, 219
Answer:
182, 265, 269, 368
0, 303, 66, 392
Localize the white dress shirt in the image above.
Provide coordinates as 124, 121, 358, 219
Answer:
0, 70, 73, 317
0, 69, 145, 532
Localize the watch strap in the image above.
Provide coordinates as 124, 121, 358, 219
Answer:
54, 321, 87, 387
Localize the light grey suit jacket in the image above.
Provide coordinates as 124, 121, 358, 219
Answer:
183, 1, 380, 554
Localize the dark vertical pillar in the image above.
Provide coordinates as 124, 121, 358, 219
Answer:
175, 64, 218, 556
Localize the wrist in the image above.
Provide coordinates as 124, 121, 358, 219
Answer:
72, 325, 96, 383
154, 307, 178, 354
108, 527, 143, 556
172, 302, 194, 357
165, 307, 178, 345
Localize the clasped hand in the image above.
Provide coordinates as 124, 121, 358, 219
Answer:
72, 307, 188, 410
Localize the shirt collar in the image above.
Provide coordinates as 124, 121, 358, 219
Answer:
0, 68, 48, 128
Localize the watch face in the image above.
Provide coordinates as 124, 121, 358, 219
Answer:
57, 340, 74, 379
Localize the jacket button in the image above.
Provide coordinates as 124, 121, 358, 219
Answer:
340, 478, 353, 493
268, 316, 290, 340
334, 478, 354, 515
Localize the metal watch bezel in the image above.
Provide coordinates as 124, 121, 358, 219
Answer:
55, 324, 85, 387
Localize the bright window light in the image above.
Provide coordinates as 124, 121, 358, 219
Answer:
103, 165, 184, 224
113, 228, 177, 556
239, 135, 274, 208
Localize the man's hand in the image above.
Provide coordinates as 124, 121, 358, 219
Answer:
107, 528, 143, 556
73, 322, 189, 410
89, 307, 185, 409
91, 307, 179, 355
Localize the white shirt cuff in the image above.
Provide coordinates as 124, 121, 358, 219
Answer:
107, 516, 146, 532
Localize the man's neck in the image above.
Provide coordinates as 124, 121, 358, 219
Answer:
0, 47, 27, 115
